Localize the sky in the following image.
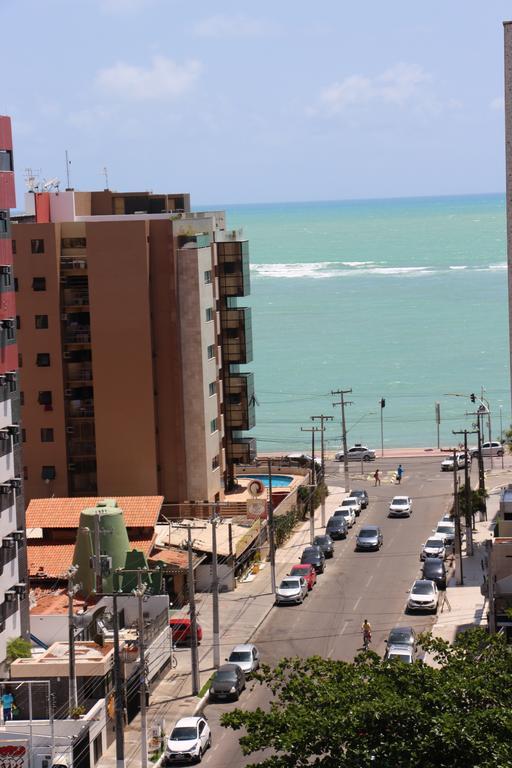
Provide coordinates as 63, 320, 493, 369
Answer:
1, 0, 511, 205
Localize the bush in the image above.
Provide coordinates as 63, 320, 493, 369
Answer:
6, 637, 31, 664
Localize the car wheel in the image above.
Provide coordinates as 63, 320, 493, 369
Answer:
363, 455, 371, 461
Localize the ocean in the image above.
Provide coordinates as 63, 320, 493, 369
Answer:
222, 194, 510, 453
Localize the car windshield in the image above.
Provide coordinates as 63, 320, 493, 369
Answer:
392, 497, 408, 504
425, 539, 443, 548
280, 579, 299, 589
171, 727, 197, 741
229, 651, 251, 662
342, 500, 355, 506
214, 670, 236, 681
412, 582, 434, 594
302, 549, 318, 557
437, 525, 453, 534
290, 566, 306, 575
314, 537, 329, 545
359, 529, 376, 537
170, 623, 187, 631
351, 491, 364, 497
389, 629, 412, 643
388, 652, 412, 663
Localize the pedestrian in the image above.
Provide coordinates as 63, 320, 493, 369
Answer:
373, 469, 381, 486
396, 464, 404, 484
2, 690, 14, 721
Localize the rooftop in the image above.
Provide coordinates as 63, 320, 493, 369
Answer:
26, 496, 164, 529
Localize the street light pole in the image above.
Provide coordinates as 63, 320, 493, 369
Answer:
332, 388, 353, 492
500, 405, 504, 469
452, 448, 463, 586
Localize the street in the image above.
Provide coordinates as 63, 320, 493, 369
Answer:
200, 454, 462, 767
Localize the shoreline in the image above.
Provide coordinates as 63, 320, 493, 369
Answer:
260, 446, 469, 460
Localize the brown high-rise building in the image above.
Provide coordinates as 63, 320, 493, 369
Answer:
12, 189, 255, 505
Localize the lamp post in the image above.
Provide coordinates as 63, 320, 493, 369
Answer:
500, 404, 504, 469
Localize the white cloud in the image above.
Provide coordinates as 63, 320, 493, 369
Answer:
490, 96, 504, 111
195, 14, 275, 39
95, 55, 201, 101
318, 62, 431, 114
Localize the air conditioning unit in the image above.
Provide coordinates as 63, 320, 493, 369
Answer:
64, 389, 73, 397
6, 425, 20, 439
0, 484, 12, 495
66, 426, 75, 435
4, 591, 17, 602
68, 463, 76, 471
9, 477, 22, 491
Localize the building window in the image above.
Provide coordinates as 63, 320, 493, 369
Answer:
37, 390, 52, 406
207, 345, 215, 360
32, 277, 46, 291
15, 316, 20, 330
20, 391, 24, 406
36, 353, 51, 367
31, 239, 45, 254
204, 270, 212, 284
210, 418, 218, 434
0, 150, 13, 172
40, 428, 54, 442
0, 212, 7, 235
35, 315, 48, 329
18, 353, 22, 368
208, 382, 216, 397
205, 307, 213, 322
226, 328, 239, 338
14, 277, 18, 292
1, 266, 11, 287
21, 429, 26, 442
11, 240, 16, 255
211, 455, 220, 470
62, 237, 86, 248
23, 466, 28, 481
41, 465, 56, 481
227, 393, 241, 405
223, 262, 236, 274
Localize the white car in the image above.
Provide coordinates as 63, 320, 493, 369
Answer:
275, 576, 308, 605
441, 453, 467, 471
335, 445, 376, 462
333, 506, 356, 528
340, 497, 362, 516
470, 441, 504, 458
385, 643, 414, 663
166, 716, 211, 763
226, 643, 260, 675
420, 537, 446, 561
407, 579, 439, 613
434, 521, 455, 547
388, 496, 412, 518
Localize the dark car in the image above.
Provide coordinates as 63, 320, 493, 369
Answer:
349, 489, 369, 509
300, 545, 325, 573
209, 663, 246, 701
355, 525, 383, 551
326, 516, 348, 540
313, 534, 334, 558
386, 626, 417, 650
422, 557, 447, 590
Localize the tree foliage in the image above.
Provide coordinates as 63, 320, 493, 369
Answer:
221, 628, 512, 768
6, 637, 31, 664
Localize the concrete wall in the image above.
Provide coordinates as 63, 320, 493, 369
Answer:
196, 562, 235, 592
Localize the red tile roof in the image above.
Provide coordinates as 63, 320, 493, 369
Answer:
150, 547, 189, 569
27, 536, 155, 579
26, 496, 164, 529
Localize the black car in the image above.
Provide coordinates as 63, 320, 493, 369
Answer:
209, 663, 246, 701
386, 626, 417, 649
422, 557, 447, 590
300, 545, 326, 573
326, 516, 348, 540
313, 534, 334, 558
349, 489, 369, 509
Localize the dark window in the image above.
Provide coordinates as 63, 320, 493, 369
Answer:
225, 328, 239, 338
212, 455, 220, 470
207, 345, 215, 360
11, 240, 16, 255
0, 212, 8, 234
14, 277, 18, 292
41, 465, 56, 480
208, 382, 216, 397
204, 270, 213, 284
20, 391, 24, 406
21, 429, 26, 442
36, 353, 51, 367
61, 237, 86, 248
210, 418, 218, 434
223, 262, 236, 274
227, 393, 241, 405
0, 151, 13, 172
40, 428, 54, 442
32, 277, 46, 291
35, 315, 48, 329
31, 239, 45, 254
23, 466, 28, 481
18, 353, 22, 368
1, 266, 11, 286
205, 307, 213, 322
38, 390, 52, 406
15, 316, 20, 330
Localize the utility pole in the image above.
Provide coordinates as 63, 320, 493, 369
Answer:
435, 402, 441, 449
134, 570, 149, 768
452, 448, 463, 585
332, 388, 353, 492
67, 565, 80, 712
267, 459, 276, 595
500, 405, 504, 469
186, 525, 202, 694
467, 403, 486, 496
311, 413, 333, 527
112, 570, 125, 768
211, 509, 220, 669
453, 428, 477, 556
301, 426, 322, 543
380, 398, 386, 457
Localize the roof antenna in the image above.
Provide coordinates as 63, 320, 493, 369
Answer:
65, 149, 72, 190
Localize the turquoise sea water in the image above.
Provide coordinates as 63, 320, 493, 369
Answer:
222, 194, 510, 452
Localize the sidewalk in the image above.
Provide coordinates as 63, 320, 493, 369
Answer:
98, 487, 348, 768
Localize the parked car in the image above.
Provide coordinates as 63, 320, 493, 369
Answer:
169, 617, 203, 646
340, 496, 362, 516
226, 643, 260, 675
164, 716, 211, 764
313, 534, 334, 558
385, 626, 417, 650
335, 444, 376, 462
422, 557, 447, 590
355, 525, 383, 551
434, 522, 455, 547
326, 516, 348, 539
385, 643, 415, 663
289, 563, 317, 590
209, 663, 246, 701
333, 507, 356, 528
286, 452, 322, 468
388, 496, 413, 518
300, 546, 326, 573
441, 453, 468, 471
471, 441, 504, 458
406, 579, 439, 613
275, 576, 308, 605
348, 489, 369, 509
420, 537, 446, 561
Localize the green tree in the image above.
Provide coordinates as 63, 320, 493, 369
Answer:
6, 637, 31, 664
504, 425, 512, 454
221, 628, 512, 768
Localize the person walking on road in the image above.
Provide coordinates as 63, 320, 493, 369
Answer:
373, 469, 381, 486
396, 464, 404, 484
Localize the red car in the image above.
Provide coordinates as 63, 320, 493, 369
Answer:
289, 564, 317, 591
169, 617, 203, 645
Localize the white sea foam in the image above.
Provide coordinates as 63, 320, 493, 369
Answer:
250, 261, 506, 279
449, 265, 467, 270
488, 263, 507, 270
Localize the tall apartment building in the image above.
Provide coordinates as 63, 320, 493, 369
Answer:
0, 116, 29, 668
12, 188, 256, 505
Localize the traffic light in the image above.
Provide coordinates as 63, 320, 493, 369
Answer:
380, 398, 385, 408
470, 393, 476, 403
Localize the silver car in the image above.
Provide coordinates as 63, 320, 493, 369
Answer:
226, 643, 260, 675
275, 576, 308, 605
335, 445, 376, 462
355, 525, 383, 551
420, 537, 446, 561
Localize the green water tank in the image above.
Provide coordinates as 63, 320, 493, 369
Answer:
73, 499, 131, 597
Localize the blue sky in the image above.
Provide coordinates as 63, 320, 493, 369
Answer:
1, 0, 511, 204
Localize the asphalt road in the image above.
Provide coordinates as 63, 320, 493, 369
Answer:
200, 455, 465, 767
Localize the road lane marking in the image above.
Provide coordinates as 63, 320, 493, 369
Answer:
328, 620, 349, 657
353, 596, 362, 611
365, 574, 374, 588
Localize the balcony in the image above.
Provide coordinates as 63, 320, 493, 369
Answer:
62, 288, 90, 309
220, 307, 253, 365
228, 436, 257, 465
60, 258, 87, 274
177, 232, 211, 250
67, 440, 96, 458
217, 241, 250, 298
65, 363, 93, 384
63, 329, 91, 345
67, 400, 94, 419
224, 372, 255, 431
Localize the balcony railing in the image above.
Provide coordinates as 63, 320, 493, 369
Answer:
67, 403, 95, 418
62, 289, 90, 308
60, 259, 87, 272
63, 329, 91, 344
